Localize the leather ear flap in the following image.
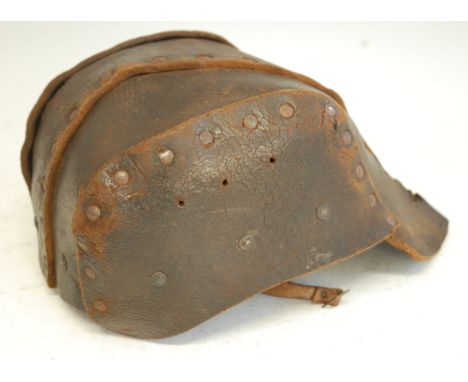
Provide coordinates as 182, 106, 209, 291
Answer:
352, 131, 449, 260
72, 90, 399, 338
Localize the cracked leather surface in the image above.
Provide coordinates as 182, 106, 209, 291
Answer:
22, 31, 448, 339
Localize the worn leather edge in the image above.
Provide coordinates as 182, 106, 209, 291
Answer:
189, 237, 395, 339
37, 61, 346, 287
142, 235, 396, 339
21, 30, 234, 188
386, 216, 449, 260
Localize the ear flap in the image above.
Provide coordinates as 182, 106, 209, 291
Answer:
357, 137, 448, 259
72, 90, 410, 338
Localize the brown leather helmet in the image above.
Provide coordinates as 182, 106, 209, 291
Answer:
21, 31, 448, 339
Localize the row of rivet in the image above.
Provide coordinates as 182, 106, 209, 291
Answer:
81, 104, 295, 299
89, 272, 166, 314
81, 147, 174, 297
80, 99, 395, 306
200, 102, 295, 148
84, 101, 296, 222
84, 149, 175, 222
326, 102, 393, 223
327, 103, 353, 147
90, 272, 167, 314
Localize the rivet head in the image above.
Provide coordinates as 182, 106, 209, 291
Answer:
355, 164, 365, 179
86, 205, 101, 222
279, 103, 294, 118
94, 300, 107, 312
387, 214, 397, 227
84, 267, 96, 280
242, 114, 258, 129
113, 170, 129, 186
213, 126, 222, 136
60, 255, 67, 271
150, 271, 167, 287
326, 104, 336, 117
158, 149, 174, 165
238, 234, 257, 251
341, 130, 353, 146
369, 193, 377, 208
199, 131, 214, 147
317, 203, 331, 221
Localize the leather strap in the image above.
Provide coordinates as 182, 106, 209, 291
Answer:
263, 281, 346, 307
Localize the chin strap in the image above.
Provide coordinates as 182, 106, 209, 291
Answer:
263, 281, 348, 307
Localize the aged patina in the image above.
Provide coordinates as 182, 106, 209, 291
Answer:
21, 31, 448, 338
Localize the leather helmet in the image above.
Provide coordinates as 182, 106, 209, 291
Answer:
21, 31, 448, 338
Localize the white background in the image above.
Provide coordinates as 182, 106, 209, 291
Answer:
0, 22, 467, 379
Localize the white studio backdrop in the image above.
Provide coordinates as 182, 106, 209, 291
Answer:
0, 22, 466, 380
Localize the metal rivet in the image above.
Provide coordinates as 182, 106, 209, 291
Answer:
150, 271, 167, 287
158, 149, 174, 165
317, 203, 331, 221
326, 104, 336, 117
213, 126, 222, 136
60, 255, 67, 271
199, 131, 214, 147
238, 234, 257, 251
355, 164, 364, 179
84, 267, 96, 280
341, 130, 353, 146
387, 214, 396, 227
113, 170, 129, 186
94, 300, 106, 312
369, 193, 377, 208
279, 103, 294, 118
86, 205, 101, 221
320, 291, 328, 299
242, 114, 258, 129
